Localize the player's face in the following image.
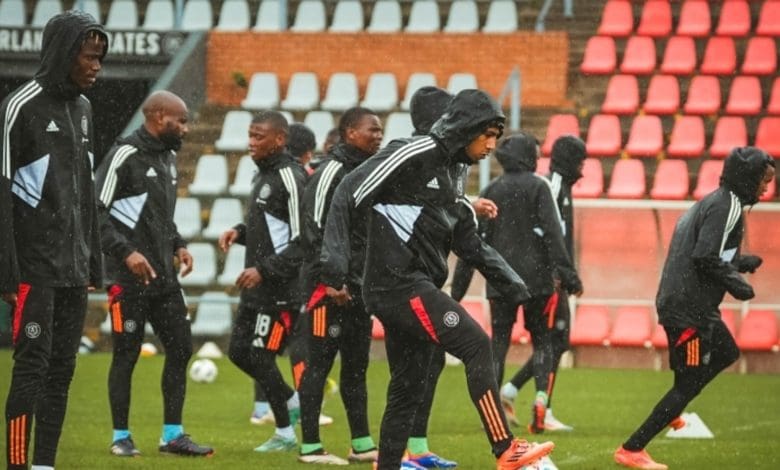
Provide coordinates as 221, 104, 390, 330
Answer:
248, 122, 285, 161
69, 35, 105, 91
346, 114, 383, 155
465, 127, 501, 162
756, 164, 776, 199
159, 102, 189, 150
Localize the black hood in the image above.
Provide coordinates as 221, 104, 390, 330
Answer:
496, 132, 539, 173
36, 10, 107, 99
430, 89, 505, 162
118, 126, 168, 154
410, 86, 453, 135
328, 142, 372, 170
720, 146, 774, 205
550, 135, 586, 184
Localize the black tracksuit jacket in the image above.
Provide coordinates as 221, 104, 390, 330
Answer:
233, 151, 306, 309
95, 126, 186, 291
348, 90, 530, 307
656, 149, 773, 328
0, 11, 107, 293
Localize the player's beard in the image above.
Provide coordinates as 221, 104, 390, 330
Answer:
160, 130, 183, 151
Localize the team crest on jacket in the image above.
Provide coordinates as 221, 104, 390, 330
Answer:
25, 322, 41, 339
328, 324, 341, 338
258, 183, 272, 202
443, 311, 460, 328
124, 320, 137, 333
81, 115, 88, 136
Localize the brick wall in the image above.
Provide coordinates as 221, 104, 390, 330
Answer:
206, 32, 570, 108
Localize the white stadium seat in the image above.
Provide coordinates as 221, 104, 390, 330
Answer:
173, 197, 202, 239
381, 112, 414, 147
215, 110, 252, 152
303, 111, 335, 151
0, 0, 25, 27
189, 154, 229, 196
361, 73, 398, 112
321, 72, 359, 112
241, 72, 280, 110
401, 73, 438, 111
179, 243, 217, 286
254, 0, 283, 31
405, 0, 440, 32
190, 291, 233, 336
291, 0, 326, 32
483, 0, 518, 32
367, 0, 401, 32
180, 0, 213, 31
330, 0, 364, 32
216, 0, 249, 31
105, 0, 138, 30
32, 0, 62, 27
444, 0, 479, 33
142, 0, 174, 31
217, 245, 246, 286
448, 73, 478, 94
229, 155, 257, 197
201, 198, 243, 240
281, 72, 320, 111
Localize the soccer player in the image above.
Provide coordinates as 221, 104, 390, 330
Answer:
451, 132, 582, 436
220, 111, 306, 452
1, 11, 107, 470
296, 107, 383, 465
614, 147, 775, 470
326, 89, 554, 470
498, 135, 587, 433
96, 91, 213, 457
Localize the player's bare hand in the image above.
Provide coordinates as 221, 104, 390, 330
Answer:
236, 267, 262, 289
326, 285, 352, 306
219, 229, 239, 253
1, 292, 17, 307
177, 247, 194, 277
473, 198, 498, 219
125, 251, 157, 285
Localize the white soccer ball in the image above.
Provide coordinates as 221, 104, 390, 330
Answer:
189, 358, 218, 383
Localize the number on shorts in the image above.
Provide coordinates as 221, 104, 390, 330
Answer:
254, 313, 272, 337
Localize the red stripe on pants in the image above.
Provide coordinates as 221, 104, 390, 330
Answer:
409, 296, 440, 343
12, 283, 32, 345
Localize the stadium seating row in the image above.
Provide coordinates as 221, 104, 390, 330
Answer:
543, 114, 780, 160
581, 35, 777, 76
0, 0, 521, 33
241, 71, 478, 114
598, 0, 780, 38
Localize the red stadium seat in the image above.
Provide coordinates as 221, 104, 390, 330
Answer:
667, 115, 705, 158
683, 75, 721, 115
725, 76, 763, 116
625, 115, 663, 158
572, 158, 604, 198
700, 36, 736, 75
716, 0, 751, 37
756, 0, 780, 36
571, 305, 611, 346
637, 0, 672, 37
460, 299, 491, 336
676, 0, 711, 37
609, 306, 653, 347
644, 74, 679, 115
660, 36, 696, 75
371, 316, 385, 339
767, 78, 780, 115
741, 37, 777, 76
760, 174, 776, 201
511, 305, 530, 344
721, 309, 738, 338
607, 159, 646, 199
542, 114, 580, 156
737, 310, 779, 351
651, 159, 689, 200
621, 36, 657, 75
586, 114, 622, 157
597, 0, 634, 37
693, 160, 724, 200
651, 324, 668, 348
581, 36, 617, 75
709, 116, 747, 159
602, 75, 640, 115
755, 117, 780, 157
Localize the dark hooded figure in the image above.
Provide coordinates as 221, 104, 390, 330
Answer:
615, 147, 775, 470
336, 89, 554, 470
0, 10, 108, 470
451, 132, 582, 434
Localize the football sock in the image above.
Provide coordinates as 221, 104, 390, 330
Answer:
113, 429, 130, 442
162, 424, 183, 443
254, 401, 270, 417
501, 382, 518, 399
407, 437, 429, 455
287, 391, 300, 409
277, 425, 295, 440
535, 391, 549, 406
351, 436, 376, 452
301, 443, 323, 454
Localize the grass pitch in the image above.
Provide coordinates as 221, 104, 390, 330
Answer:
1, 350, 779, 469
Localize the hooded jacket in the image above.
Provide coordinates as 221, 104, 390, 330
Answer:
233, 151, 306, 308
349, 89, 530, 306
96, 126, 187, 291
548, 135, 586, 256
0, 11, 108, 292
451, 133, 581, 301
656, 147, 774, 328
